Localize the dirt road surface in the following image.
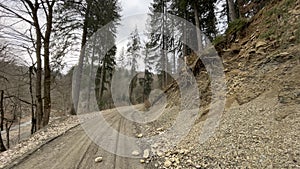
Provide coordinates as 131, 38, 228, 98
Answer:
8, 107, 146, 169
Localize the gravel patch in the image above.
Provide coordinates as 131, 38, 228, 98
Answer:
0, 116, 80, 168
141, 91, 300, 168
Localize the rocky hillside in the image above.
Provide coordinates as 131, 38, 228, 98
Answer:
219, 0, 300, 107
141, 0, 300, 168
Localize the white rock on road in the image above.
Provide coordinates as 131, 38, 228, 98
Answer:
94, 156, 103, 163
136, 133, 143, 138
132, 150, 140, 156
143, 149, 150, 158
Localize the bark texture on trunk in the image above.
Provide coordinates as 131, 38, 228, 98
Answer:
0, 90, 6, 152
29, 66, 36, 134
72, 0, 90, 114
32, 4, 44, 130
227, 0, 238, 22
42, 0, 55, 127
0, 90, 4, 131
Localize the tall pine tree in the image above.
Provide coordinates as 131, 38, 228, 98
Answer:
59, 0, 121, 112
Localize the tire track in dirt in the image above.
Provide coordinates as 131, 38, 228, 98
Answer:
112, 115, 122, 169
114, 115, 143, 169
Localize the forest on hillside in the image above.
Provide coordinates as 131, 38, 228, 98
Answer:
0, 0, 272, 152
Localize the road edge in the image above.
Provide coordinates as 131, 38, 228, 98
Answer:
2, 123, 81, 169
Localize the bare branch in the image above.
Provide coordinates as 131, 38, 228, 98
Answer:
0, 26, 32, 43
41, 0, 49, 19
21, 0, 33, 18
23, 0, 35, 11
4, 95, 34, 105
0, 3, 33, 25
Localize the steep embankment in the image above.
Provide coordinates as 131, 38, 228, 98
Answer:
142, 0, 300, 168
220, 0, 300, 107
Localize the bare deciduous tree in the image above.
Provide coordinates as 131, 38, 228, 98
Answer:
0, 0, 58, 129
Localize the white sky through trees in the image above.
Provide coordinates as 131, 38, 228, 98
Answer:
0, 0, 226, 73
115, 0, 152, 71
0, 0, 153, 73
67, 0, 153, 72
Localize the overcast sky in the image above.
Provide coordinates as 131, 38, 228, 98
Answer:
120, 0, 152, 17
63, 0, 153, 71
112, 0, 153, 70
117, 0, 153, 44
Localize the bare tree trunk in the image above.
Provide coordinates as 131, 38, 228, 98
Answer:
43, 0, 55, 127
0, 90, 6, 152
72, 0, 90, 114
5, 122, 12, 149
15, 88, 20, 143
96, 57, 108, 109
99, 60, 106, 102
227, 0, 237, 22
5, 123, 9, 149
35, 47, 43, 130
29, 66, 36, 134
0, 90, 4, 131
35, 39, 43, 129
0, 132, 6, 152
129, 75, 137, 105
161, 0, 166, 89
87, 37, 96, 111
43, 41, 51, 126
0, 0, 56, 130
193, 1, 203, 53
2, 0, 43, 130
29, 1, 44, 130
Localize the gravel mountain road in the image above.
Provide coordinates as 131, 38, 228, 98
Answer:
9, 109, 145, 169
